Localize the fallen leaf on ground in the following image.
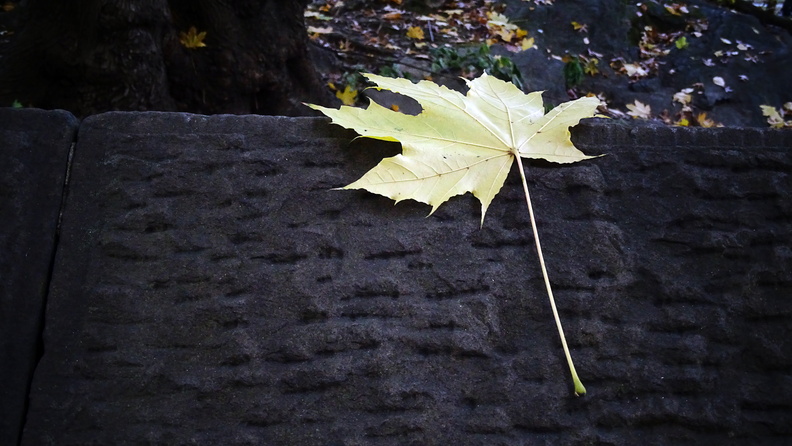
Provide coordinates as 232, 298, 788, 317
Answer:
487, 11, 518, 32
626, 100, 652, 119
406, 26, 425, 40
665, 4, 686, 15
760, 105, 786, 128
496, 29, 515, 41
673, 88, 693, 105
622, 63, 648, 78
583, 57, 599, 76
486, 10, 524, 43
697, 112, 719, 128
304, 11, 333, 20
335, 85, 358, 106
307, 25, 334, 35
571, 21, 588, 32
179, 26, 207, 48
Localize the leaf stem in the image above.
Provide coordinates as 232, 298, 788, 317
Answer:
513, 153, 586, 396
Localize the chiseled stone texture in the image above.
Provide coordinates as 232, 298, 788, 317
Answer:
22, 113, 792, 445
0, 108, 77, 446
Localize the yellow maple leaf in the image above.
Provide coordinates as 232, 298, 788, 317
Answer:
307, 73, 601, 396
497, 29, 515, 42
310, 74, 601, 219
521, 37, 535, 50
487, 11, 518, 31
626, 100, 651, 119
179, 26, 207, 49
486, 11, 520, 42
406, 26, 424, 40
335, 85, 358, 106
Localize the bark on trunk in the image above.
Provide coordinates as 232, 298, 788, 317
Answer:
0, 0, 331, 116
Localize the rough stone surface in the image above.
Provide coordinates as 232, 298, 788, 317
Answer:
19, 112, 792, 445
0, 108, 77, 446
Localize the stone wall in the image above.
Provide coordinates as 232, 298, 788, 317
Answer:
0, 109, 77, 446
1, 108, 791, 445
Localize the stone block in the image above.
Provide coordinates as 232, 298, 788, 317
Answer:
764, 127, 792, 148
20, 113, 792, 444
628, 123, 678, 148
673, 126, 709, 148
0, 108, 78, 446
714, 127, 746, 148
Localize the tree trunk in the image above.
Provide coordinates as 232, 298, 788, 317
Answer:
0, 0, 331, 116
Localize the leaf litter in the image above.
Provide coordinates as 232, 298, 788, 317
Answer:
305, 0, 790, 128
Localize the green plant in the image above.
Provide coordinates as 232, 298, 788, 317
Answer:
430, 44, 524, 90
563, 57, 584, 88
339, 70, 366, 90
378, 64, 414, 81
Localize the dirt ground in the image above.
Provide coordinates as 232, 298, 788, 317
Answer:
305, 0, 792, 127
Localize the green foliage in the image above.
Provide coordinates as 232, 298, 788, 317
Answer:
487, 54, 525, 91
430, 44, 524, 90
11, 100, 23, 108
430, 46, 464, 71
675, 36, 688, 49
339, 69, 366, 90
563, 58, 584, 88
378, 64, 415, 81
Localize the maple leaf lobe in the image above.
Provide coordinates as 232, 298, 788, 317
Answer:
307, 73, 600, 224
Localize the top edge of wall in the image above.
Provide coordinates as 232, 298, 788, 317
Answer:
3, 108, 791, 150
